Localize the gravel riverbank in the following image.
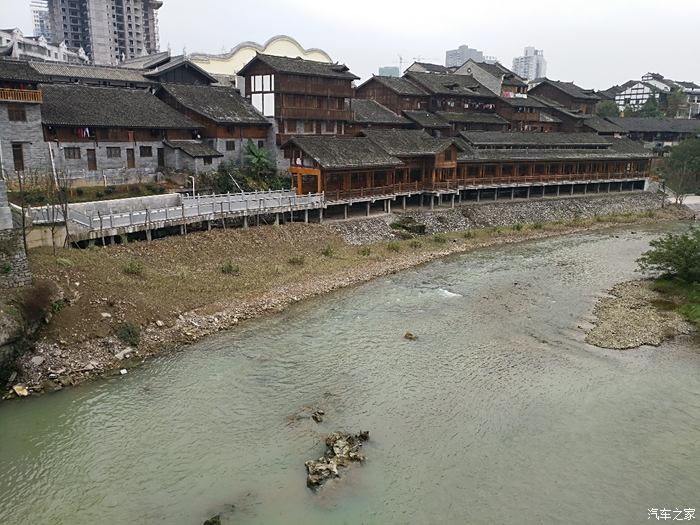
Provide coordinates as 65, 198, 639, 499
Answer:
4, 195, 693, 398
586, 280, 695, 349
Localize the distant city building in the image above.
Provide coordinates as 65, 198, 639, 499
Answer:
378, 66, 400, 77
47, 0, 163, 65
31, 0, 52, 39
0, 27, 88, 64
445, 45, 484, 68
512, 47, 547, 81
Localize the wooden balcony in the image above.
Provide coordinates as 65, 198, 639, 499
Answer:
277, 107, 353, 120
0, 88, 43, 104
276, 81, 354, 98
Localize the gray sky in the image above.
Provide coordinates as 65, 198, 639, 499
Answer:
2, 0, 699, 89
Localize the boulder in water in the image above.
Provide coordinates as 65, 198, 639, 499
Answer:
305, 431, 369, 489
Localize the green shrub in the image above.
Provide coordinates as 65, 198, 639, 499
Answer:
532, 222, 544, 230
395, 230, 414, 240
95, 191, 104, 199
104, 185, 116, 195
321, 246, 335, 257
432, 234, 448, 244
287, 255, 305, 266
51, 301, 64, 314
512, 223, 523, 231
76, 188, 84, 197
386, 242, 401, 252
358, 246, 371, 257
220, 260, 240, 275
115, 321, 140, 346
122, 260, 144, 276
638, 228, 700, 283
463, 230, 474, 239
56, 257, 74, 268
409, 240, 422, 249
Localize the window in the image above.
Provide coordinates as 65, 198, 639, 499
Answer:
139, 146, 152, 157
226, 140, 236, 151
444, 149, 453, 161
203, 157, 213, 165
8, 105, 26, 122
107, 147, 121, 158
11, 143, 24, 172
64, 147, 81, 159
304, 121, 314, 133
257, 140, 265, 149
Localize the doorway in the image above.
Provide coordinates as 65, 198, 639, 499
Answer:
87, 149, 97, 171
11, 143, 24, 172
127, 148, 135, 168
157, 148, 165, 168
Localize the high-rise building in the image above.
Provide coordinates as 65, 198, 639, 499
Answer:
31, 0, 52, 39
445, 45, 484, 68
47, 0, 163, 65
511, 47, 547, 81
378, 66, 400, 77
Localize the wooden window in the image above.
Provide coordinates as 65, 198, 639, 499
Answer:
226, 141, 236, 151
8, 105, 27, 122
444, 149, 453, 161
64, 147, 81, 159
11, 143, 24, 172
304, 121, 314, 133
203, 157, 213, 165
139, 146, 153, 157
107, 147, 121, 158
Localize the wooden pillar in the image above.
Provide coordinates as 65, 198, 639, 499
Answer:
296, 173, 302, 195
316, 173, 322, 194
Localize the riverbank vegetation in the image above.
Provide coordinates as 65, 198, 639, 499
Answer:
639, 227, 700, 329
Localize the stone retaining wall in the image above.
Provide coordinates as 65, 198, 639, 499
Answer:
0, 229, 32, 290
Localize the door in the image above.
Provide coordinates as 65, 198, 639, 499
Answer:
11, 143, 24, 172
157, 147, 165, 168
87, 149, 97, 171
127, 148, 135, 168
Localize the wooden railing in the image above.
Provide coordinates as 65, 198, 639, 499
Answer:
0, 88, 43, 103
324, 182, 421, 201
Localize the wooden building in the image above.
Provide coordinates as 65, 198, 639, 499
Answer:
354, 76, 430, 115
403, 71, 498, 113
40, 83, 201, 175
454, 60, 528, 98
435, 111, 509, 133
238, 54, 359, 145
495, 96, 560, 132
157, 83, 271, 164
345, 98, 411, 135
402, 111, 451, 137
528, 79, 601, 115
604, 117, 700, 146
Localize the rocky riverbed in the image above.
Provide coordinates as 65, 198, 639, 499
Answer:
586, 280, 695, 349
3, 196, 693, 399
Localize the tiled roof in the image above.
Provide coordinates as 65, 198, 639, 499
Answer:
284, 136, 403, 170
436, 111, 508, 125
164, 140, 223, 158
530, 79, 601, 101
409, 62, 449, 74
402, 110, 450, 128
473, 62, 527, 87
583, 116, 626, 134
239, 54, 358, 80
362, 129, 455, 157
40, 83, 199, 129
404, 71, 493, 97
460, 131, 610, 148
143, 56, 219, 83
159, 83, 269, 125
30, 61, 152, 84
359, 75, 429, 96
498, 96, 548, 108
118, 50, 172, 70
0, 58, 45, 82
605, 117, 700, 134
351, 99, 409, 124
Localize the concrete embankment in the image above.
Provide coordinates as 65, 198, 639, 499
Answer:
4, 192, 693, 398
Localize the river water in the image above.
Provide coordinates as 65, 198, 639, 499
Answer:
1, 224, 699, 525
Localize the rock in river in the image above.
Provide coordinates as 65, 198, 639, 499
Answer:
305, 431, 369, 489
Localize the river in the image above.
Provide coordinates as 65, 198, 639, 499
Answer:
1, 224, 699, 525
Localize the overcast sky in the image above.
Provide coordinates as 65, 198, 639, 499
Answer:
2, 0, 699, 89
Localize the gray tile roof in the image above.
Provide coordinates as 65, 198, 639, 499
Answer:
605, 117, 700, 134
351, 99, 409, 124
0, 58, 45, 82
436, 111, 508, 125
362, 129, 455, 157
583, 116, 626, 133
40, 83, 199, 129
239, 54, 359, 80
143, 56, 219, 83
159, 83, 269, 125
531, 79, 601, 101
359, 75, 428, 96
284, 136, 404, 170
402, 110, 450, 128
30, 61, 152, 84
460, 131, 610, 147
498, 96, 548, 108
118, 50, 172, 70
410, 62, 449, 74
405, 71, 493, 97
473, 62, 527, 87
164, 140, 223, 158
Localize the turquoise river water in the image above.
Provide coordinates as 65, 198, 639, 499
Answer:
1, 223, 699, 525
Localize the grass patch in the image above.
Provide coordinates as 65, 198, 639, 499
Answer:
463, 230, 474, 239
395, 230, 414, 240
512, 223, 523, 231
652, 278, 700, 329
321, 246, 335, 257
220, 260, 240, 275
287, 255, 305, 266
56, 257, 74, 268
531, 222, 544, 230
115, 321, 140, 346
432, 234, 448, 244
386, 242, 401, 252
357, 246, 371, 257
409, 240, 422, 249
122, 260, 144, 276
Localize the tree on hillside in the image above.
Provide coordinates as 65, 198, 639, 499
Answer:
626, 96, 664, 118
665, 88, 688, 118
664, 138, 700, 202
596, 100, 620, 118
